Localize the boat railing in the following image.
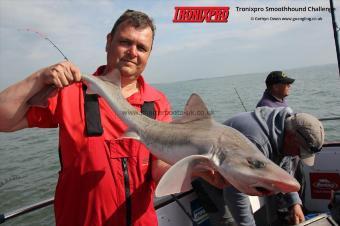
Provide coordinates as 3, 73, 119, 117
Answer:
318, 116, 340, 121
0, 191, 196, 225
0, 197, 54, 224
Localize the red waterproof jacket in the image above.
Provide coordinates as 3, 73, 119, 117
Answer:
27, 66, 172, 226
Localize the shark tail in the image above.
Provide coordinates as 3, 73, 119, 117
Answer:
155, 155, 212, 197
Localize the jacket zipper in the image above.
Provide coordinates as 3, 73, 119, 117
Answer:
122, 158, 131, 226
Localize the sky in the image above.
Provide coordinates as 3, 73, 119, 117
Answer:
0, 0, 339, 89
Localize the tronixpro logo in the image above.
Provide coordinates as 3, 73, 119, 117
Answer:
312, 179, 339, 190
173, 6, 230, 23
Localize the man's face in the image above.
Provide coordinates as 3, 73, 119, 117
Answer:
106, 21, 153, 78
272, 83, 292, 98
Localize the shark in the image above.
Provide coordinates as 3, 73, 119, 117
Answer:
29, 69, 300, 197
79, 70, 300, 197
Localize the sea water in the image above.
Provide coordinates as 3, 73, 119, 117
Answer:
0, 64, 339, 225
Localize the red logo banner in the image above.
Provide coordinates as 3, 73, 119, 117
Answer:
310, 172, 340, 199
173, 6, 230, 23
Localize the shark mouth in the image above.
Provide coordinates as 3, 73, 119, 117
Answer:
250, 178, 300, 196
253, 186, 273, 196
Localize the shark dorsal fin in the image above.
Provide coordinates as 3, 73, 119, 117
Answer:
172, 93, 211, 124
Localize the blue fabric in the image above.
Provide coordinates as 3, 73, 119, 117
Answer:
256, 90, 288, 108
223, 107, 302, 225
223, 186, 256, 226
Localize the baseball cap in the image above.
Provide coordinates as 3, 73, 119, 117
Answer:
285, 113, 325, 166
265, 71, 295, 86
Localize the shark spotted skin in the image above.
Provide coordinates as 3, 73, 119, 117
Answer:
79, 70, 300, 197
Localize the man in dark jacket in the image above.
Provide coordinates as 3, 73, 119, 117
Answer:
256, 71, 295, 108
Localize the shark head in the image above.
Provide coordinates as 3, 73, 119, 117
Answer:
214, 133, 300, 196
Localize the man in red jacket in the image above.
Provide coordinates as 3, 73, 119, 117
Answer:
0, 10, 226, 226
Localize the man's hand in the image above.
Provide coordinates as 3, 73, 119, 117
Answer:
288, 204, 305, 225
27, 61, 82, 107
40, 61, 81, 88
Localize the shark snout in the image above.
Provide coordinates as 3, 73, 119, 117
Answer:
222, 157, 301, 196
250, 177, 300, 196
248, 166, 301, 196
267, 176, 300, 193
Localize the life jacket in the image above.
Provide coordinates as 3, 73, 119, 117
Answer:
54, 84, 158, 226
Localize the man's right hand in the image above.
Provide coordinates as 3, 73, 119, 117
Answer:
40, 61, 81, 88
0, 61, 81, 132
27, 61, 82, 107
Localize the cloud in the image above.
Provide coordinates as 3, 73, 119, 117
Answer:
0, 0, 338, 88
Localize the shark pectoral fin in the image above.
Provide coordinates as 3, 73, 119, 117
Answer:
121, 130, 140, 140
155, 155, 211, 197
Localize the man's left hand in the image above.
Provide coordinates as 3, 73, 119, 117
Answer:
288, 204, 305, 225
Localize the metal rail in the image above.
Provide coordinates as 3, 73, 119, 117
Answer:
0, 197, 54, 224
319, 116, 340, 121
0, 192, 198, 224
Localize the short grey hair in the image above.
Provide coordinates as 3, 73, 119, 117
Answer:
110, 9, 156, 43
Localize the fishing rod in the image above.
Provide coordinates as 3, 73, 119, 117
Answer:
329, 0, 340, 77
22, 28, 69, 61
22, 28, 69, 105
233, 87, 248, 112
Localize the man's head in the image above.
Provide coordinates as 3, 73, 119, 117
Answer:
110, 9, 156, 44
283, 113, 325, 166
265, 71, 295, 99
105, 10, 156, 78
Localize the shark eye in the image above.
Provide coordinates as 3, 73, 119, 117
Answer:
247, 158, 266, 169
